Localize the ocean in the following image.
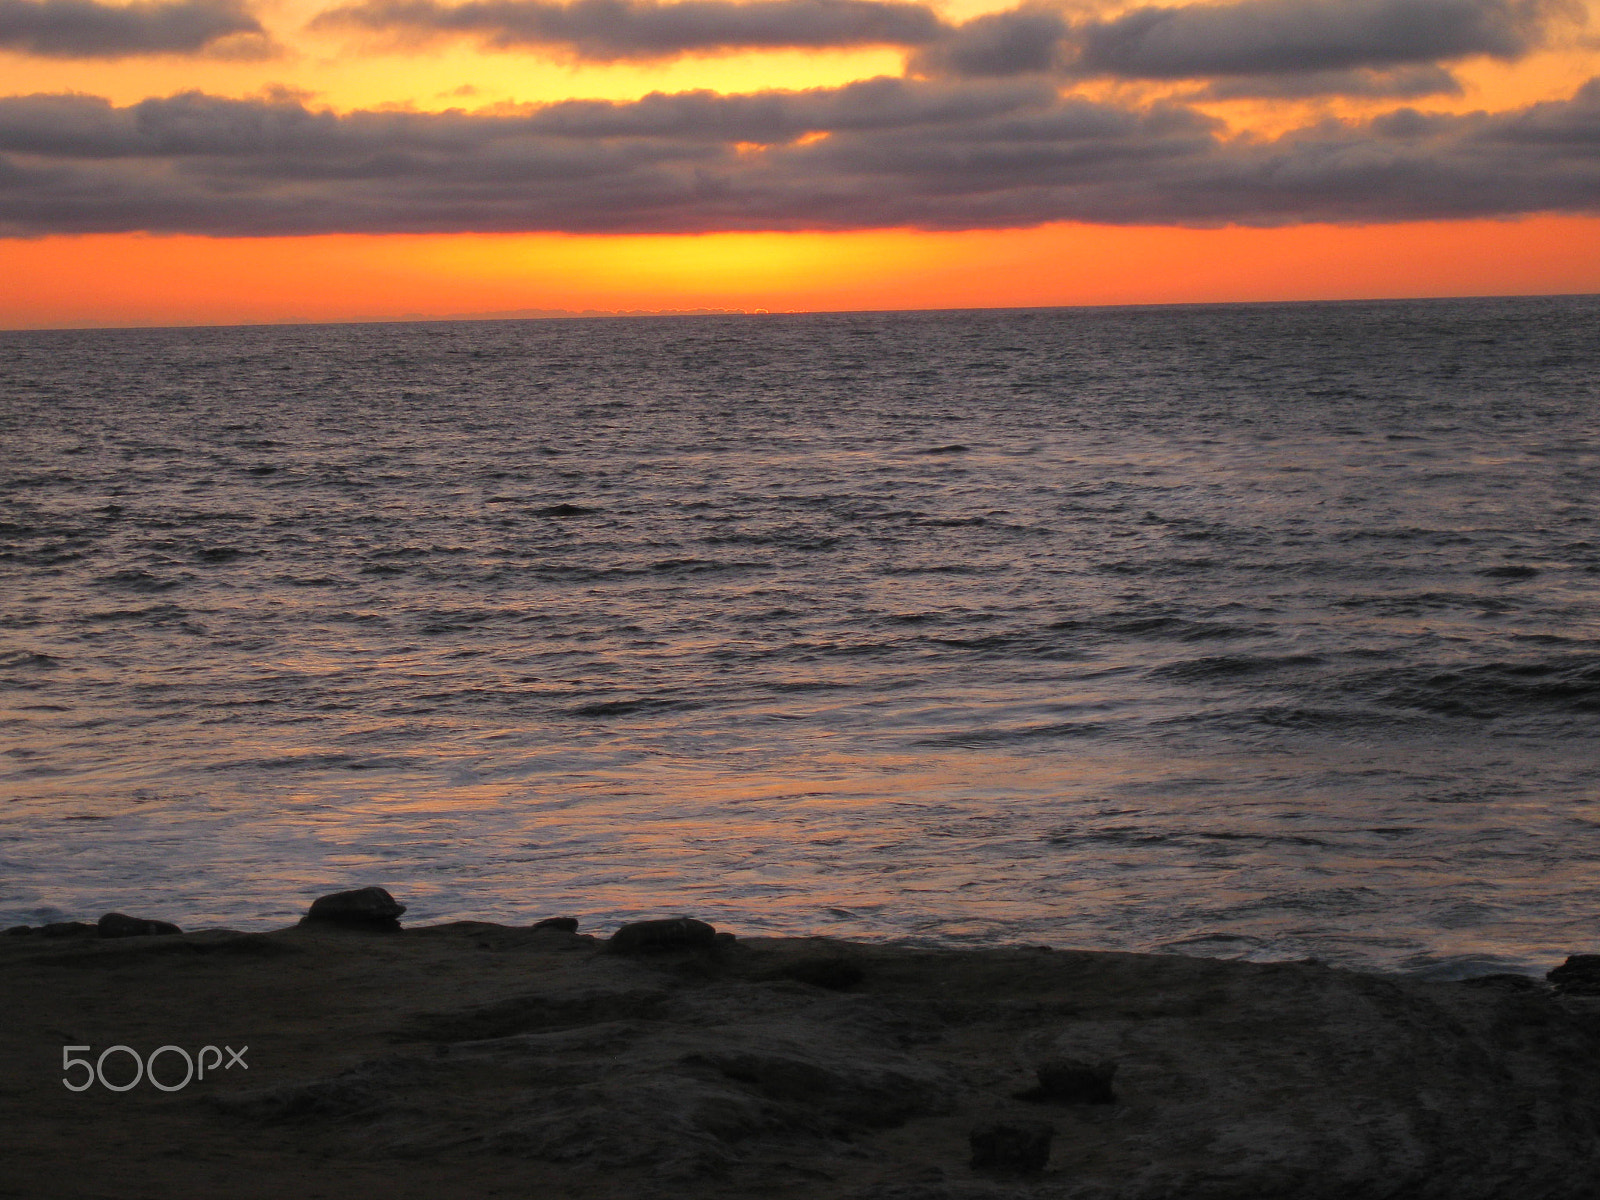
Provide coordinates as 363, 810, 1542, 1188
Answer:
3, 295, 1598, 977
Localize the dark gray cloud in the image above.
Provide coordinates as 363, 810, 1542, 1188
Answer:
909, 6, 1068, 76
1, 77, 1598, 235
907, 0, 1576, 92
307, 0, 1576, 89
1071, 0, 1568, 78
309, 0, 944, 59
0, 0, 274, 58
0, 76, 1051, 155
1192, 65, 1464, 99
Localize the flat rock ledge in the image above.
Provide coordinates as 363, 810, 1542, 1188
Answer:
7, 922, 1600, 1200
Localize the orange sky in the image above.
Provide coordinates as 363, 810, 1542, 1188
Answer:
2, 0, 1598, 327
6, 216, 1600, 329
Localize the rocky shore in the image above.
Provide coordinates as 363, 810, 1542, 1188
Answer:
6, 891, 1600, 1199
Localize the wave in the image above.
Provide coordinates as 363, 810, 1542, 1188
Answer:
1355, 655, 1600, 718
76, 603, 187, 623
207, 753, 425, 772
0, 650, 59, 670
1153, 654, 1326, 682
95, 569, 180, 592
567, 697, 696, 718
1052, 613, 1262, 642
914, 720, 1105, 747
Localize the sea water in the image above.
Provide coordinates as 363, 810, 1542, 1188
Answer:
3, 296, 1598, 977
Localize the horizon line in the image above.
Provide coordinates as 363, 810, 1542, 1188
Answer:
4, 288, 1597, 336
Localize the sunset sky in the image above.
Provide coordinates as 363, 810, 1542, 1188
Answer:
2, 0, 1599, 326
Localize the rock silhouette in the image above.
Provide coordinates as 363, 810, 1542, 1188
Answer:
301, 887, 406, 929
606, 917, 717, 954
97, 912, 181, 938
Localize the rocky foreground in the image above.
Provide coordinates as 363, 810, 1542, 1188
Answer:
6, 898, 1600, 1200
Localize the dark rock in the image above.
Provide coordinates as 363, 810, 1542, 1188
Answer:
302, 886, 406, 929
1547, 955, 1600, 995
536, 503, 594, 517
1462, 972, 1541, 991
532, 916, 579, 932
1017, 1057, 1117, 1105
97, 912, 182, 938
199, 932, 296, 958
5, 925, 32, 936
771, 956, 865, 990
687, 1043, 947, 1128
607, 917, 717, 954
969, 1122, 1053, 1174
393, 987, 670, 1043
39, 921, 96, 938
283, 978, 956, 1179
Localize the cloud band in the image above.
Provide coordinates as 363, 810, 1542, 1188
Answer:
0, 0, 273, 58
1, 78, 1597, 236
